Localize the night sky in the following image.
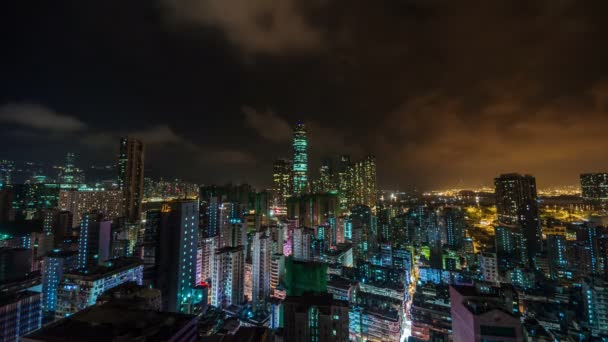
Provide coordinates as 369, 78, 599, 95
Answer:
2, 0, 608, 190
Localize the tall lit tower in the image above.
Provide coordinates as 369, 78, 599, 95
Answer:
273, 159, 292, 211
62, 153, 75, 184
494, 173, 537, 224
292, 123, 308, 195
118, 137, 145, 222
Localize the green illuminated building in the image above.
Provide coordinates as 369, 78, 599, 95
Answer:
292, 123, 308, 195
62, 152, 75, 184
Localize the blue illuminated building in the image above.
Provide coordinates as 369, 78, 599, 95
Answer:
42, 250, 77, 315
0, 291, 42, 341
157, 200, 199, 313
77, 213, 111, 271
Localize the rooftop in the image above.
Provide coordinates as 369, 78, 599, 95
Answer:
23, 301, 196, 342
0, 290, 40, 306
65, 257, 143, 279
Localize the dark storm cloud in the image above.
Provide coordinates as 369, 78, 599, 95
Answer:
82, 125, 189, 148
0, 103, 87, 132
2, 0, 608, 189
242, 106, 291, 142
162, 0, 324, 54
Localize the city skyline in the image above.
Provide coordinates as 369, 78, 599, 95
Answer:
6, 2, 608, 341
3, 1, 608, 190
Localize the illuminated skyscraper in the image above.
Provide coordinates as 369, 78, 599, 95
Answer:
292, 122, 308, 195
272, 159, 292, 214
77, 213, 112, 271
58, 189, 123, 228
62, 152, 76, 184
546, 234, 567, 279
292, 227, 313, 261
443, 207, 466, 250
518, 200, 542, 264
494, 173, 537, 224
350, 204, 377, 260
218, 202, 246, 248
42, 250, 77, 315
581, 173, 608, 203
199, 236, 215, 284
494, 225, 527, 269
354, 155, 377, 209
118, 137, 145, 222
0, 159, 14, 186
157, 200, 199, 313
340, 155, 377, 209
582, 278, 608, 336
337, 155, 351, 209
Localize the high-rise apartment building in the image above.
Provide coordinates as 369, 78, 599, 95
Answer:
581, 173, 608, 203
42, 250, 77, 315
292, 227, 313, 261
350, 204, 377, 260
270, 253, 285, 293
583, 278, 608, 336
272, 159, 292, 214
118, 137, 144, 222
252, 230, 271, 307
199, 236, 215, 284
494, 173, 537, 224
156, 200, 199, 313
201, 196, 221, 237
546, 234, 568, 280
517, 200, 542, 263
292, 123, 308, 195
0, 159, 14, 186
77, 213, 111, 271
41, 209, 73, 246
218, 202, 246, 249
494, 225, 527, 270
212, 246, 245, 308
287, 192, 340, 228
479, 252, 499, 283
339, 155, 377, 209
443, 207, 466, 250
0, 291, 42, 341
62, 153, 76, 184
58, 189, 123, 228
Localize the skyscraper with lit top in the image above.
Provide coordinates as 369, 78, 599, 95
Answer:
62, 152, 75, 184
292, 122, 308, 195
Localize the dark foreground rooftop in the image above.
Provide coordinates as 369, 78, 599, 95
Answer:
22, 301, 197, 342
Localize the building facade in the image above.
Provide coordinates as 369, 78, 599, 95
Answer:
118, 137, 144, 222
0, 291, 42, 342
58, 189, 123, 228
292, 123, 308, 195
56, 258, 143, 318
494, 173, 537, 225
212, 246, 245, 308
